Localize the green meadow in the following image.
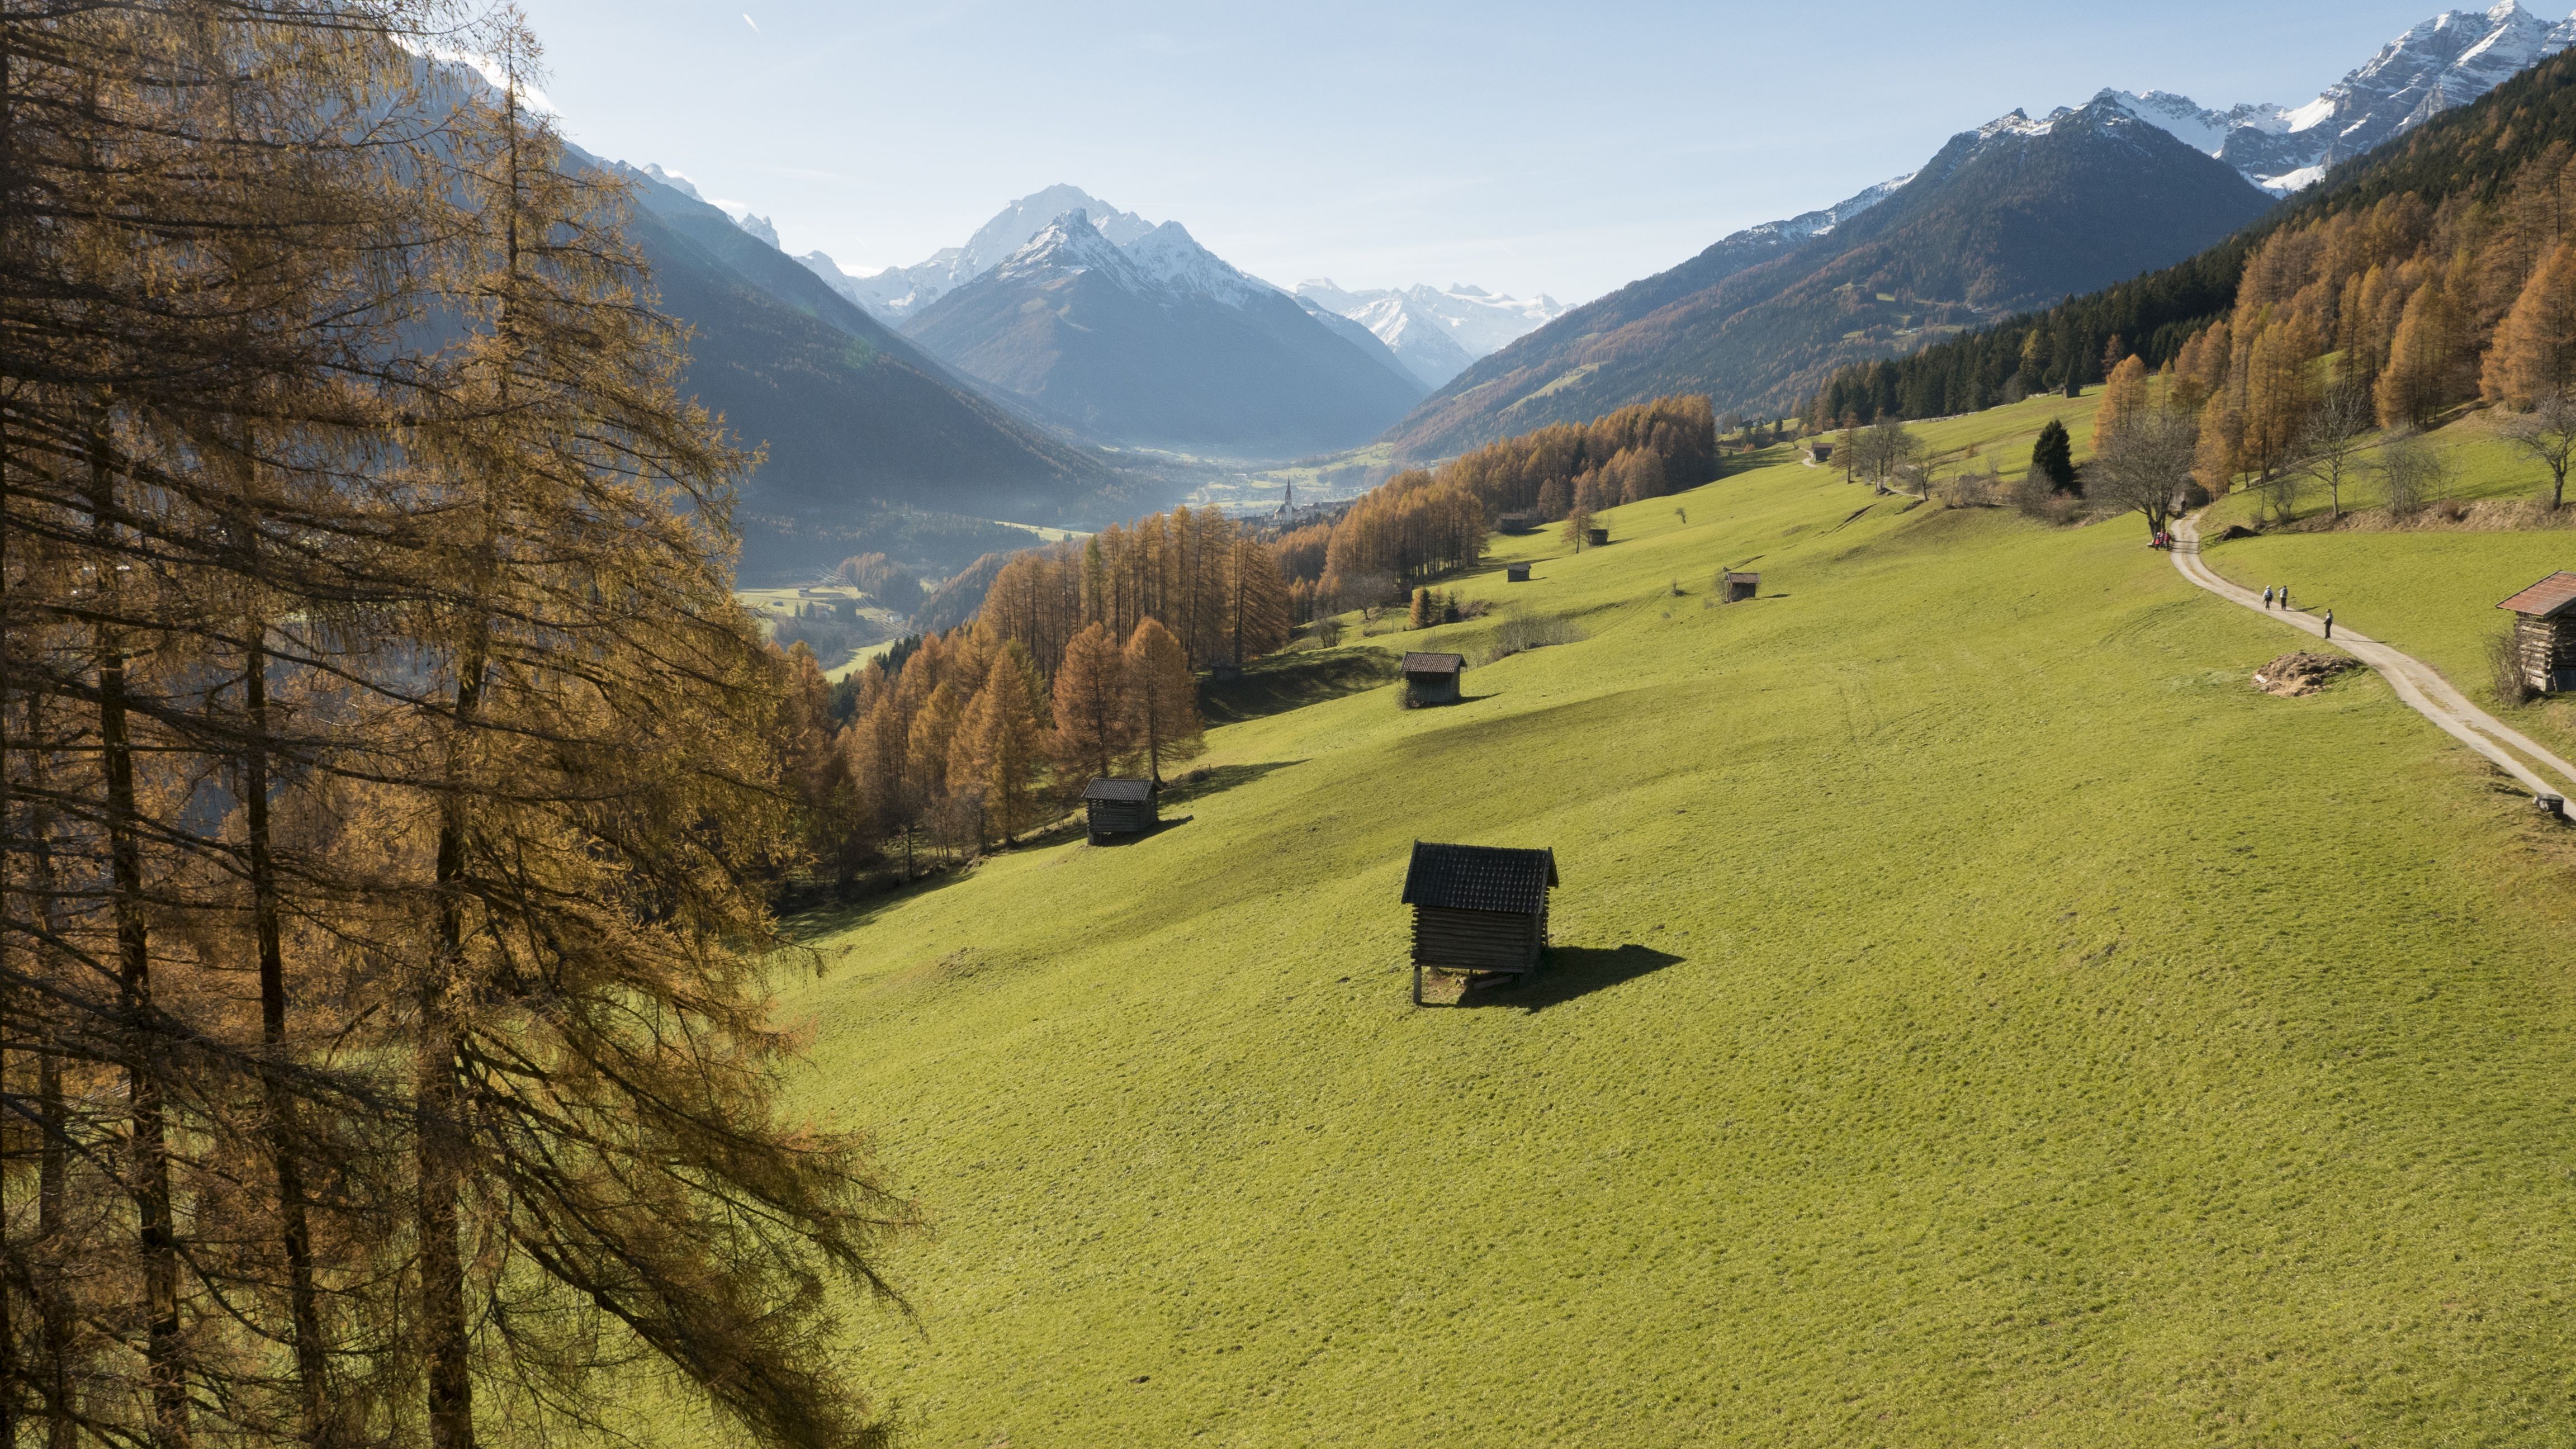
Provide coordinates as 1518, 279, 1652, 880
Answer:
764, 392, 2576, 1447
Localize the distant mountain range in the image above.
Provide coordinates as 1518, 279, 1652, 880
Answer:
598, 159, 1133, 582
1381, 1, 2576, 458
1382, 98, 2275, 457
899, 209, 1425, 455
1291, 281, 1566, 389
2101, 1, 2576, 191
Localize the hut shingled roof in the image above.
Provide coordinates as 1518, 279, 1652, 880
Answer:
1401, 652, 1466, 676
1401, 841, 1557, 915
1082, 778, 1154, 803
2497, 571, 2576, 618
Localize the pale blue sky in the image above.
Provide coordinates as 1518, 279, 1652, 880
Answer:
513, 1, 2529, 303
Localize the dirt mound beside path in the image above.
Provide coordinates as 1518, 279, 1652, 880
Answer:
2254, 651, 2361, 697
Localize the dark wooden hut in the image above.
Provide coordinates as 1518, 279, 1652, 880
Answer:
1723, 570, 1760, 603
1498, 511, 1535, 534
2497, 571, 2576, 693
1082, 778, 1157, 844
1401, 652, 1465, 705
1808, 442, 1834, 463
1587, 527, 1609, 547
1401, 841, 1557, 1003
1505, 563, 1531, 583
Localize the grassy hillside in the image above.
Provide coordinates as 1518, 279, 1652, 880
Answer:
765, 391, 2576, 1447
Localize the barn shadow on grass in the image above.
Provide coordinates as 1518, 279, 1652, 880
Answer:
1200, 647, 1399, 723
1083, 814, 1193, 846
1159, 760, 1301, 807
1452, 945, 1685, 1013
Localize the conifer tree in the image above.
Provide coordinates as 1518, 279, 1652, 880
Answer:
1050, 623, 1130, 781
2030, 420, 2077, 494
2484, 240, 2576, 408
950, 652, 1045, 845
1123, 621, 1205, 785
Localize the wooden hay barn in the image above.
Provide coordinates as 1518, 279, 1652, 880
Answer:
2497, 571, 2576, 693
1808, 442, 1833, 463
1723, 570, 1760, 603
1498, 511, 1535, 534
1082, 778, 1157, 844
1587, 527, 1609, 547
1402, 841, 1557, 1003
1505, 563, 1531, 583
1401, 651, 1465, 705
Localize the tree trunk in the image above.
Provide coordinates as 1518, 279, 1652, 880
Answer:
245, 636, 332, 1445
89, 433, 188, 1449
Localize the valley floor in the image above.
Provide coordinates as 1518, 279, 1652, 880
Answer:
757, 396, 2576, 1447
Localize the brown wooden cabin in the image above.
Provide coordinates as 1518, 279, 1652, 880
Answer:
1587, 527, 1610, 547
1401, 841, 1557, 1002
1401, 651, 1465, 705
1505, 563, 1531, 583
1808, 442, 1834, 463
1082, 778, 1157, 844
1498, 511, 1536, 534
2497, 571, 2576, 693
1723, 570, 1760, 603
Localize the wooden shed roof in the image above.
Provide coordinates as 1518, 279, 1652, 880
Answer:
1401, 652, 1466, 675
1401, 841, 1557, 915
1724, 571, 1760, 584
1082, 778, 1154, 803
2497, 571, 2576, 618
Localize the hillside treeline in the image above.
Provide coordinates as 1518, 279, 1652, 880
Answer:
1806, 47, 2576, 429
1289, 396, 1717, 608
0, 7, 901, 1449
977, 506, 1294, 677
778, 617, 1207, 883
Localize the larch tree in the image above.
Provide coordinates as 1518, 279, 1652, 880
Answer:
1050, 623, 1130, 781
2092, 355, 2151, 456
2376, 278, 2461, 427
2483, 240, 2576, 409
1123, 621, 1205, 785
949, 652, 1046, 845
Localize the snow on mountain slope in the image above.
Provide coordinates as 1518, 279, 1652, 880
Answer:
2104, 2, 2576, 191
1123, 220, 1266, 306
844, 184, 1152, 321
1292, 279, 1569, 388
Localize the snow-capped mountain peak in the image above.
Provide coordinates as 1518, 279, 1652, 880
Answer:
1121, 220, 1263, 306
994, 210, 1145, 291
1292, 278, 1572, 389
2101, 3, 2576, 192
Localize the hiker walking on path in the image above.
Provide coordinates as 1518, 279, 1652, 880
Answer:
2167, 510, 2576, 799
2281, 586, 2291, 612
2263, 586, 2274, 609
2326, 609, 2335, 641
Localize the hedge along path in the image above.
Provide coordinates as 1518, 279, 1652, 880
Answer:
2171, 510, 2576, 798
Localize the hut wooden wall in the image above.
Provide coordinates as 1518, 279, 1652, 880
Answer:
2513, 616, 2576, 691
1087, 799, 1157, 837
1410, 905, 1542, 972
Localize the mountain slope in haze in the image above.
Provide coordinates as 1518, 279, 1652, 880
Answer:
2106, 1, 2576, 192
604, 163, 1129, 577
901, 210, 1425, 456
1293, 280, 1570, 388
1384, 99, 2272, 457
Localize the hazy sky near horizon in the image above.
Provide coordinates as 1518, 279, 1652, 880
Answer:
513, 0, 2526, 304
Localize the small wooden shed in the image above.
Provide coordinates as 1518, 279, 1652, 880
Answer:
1808, 441, 1834, 463
2497, 571, 2576, 693
1505, 563, 1531, 583
1401, 651, 1465, 706
1587, 527, 1610, 547
1498, 511, 1535, 534
1082, 778, 1157, 844
1723, 570, 1760, 603
1402, 841, 1557, 1002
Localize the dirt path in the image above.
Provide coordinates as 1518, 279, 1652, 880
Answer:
2170, 512, 2576, 798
